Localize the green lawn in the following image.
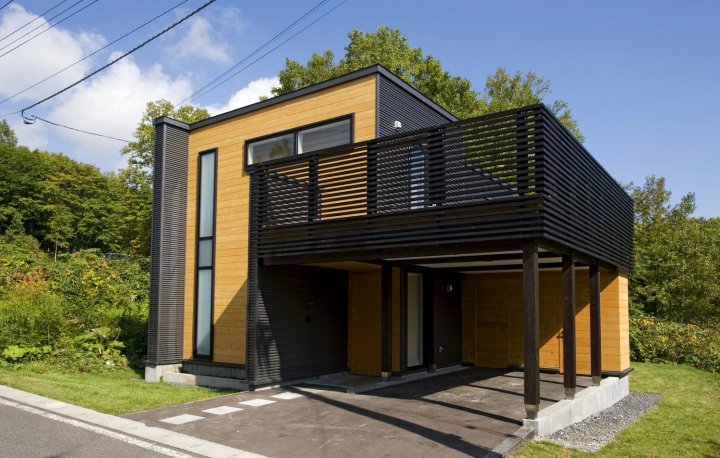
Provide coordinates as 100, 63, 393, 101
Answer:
0, 367, 229, 415
513, 362, 720, 457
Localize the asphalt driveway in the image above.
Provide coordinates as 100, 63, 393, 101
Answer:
125, 368, 590, 458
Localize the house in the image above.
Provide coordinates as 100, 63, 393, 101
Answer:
145, 65, 633, 426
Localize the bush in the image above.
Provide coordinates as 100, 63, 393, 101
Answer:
0, 238, 149, 371
630, 316, 720, 373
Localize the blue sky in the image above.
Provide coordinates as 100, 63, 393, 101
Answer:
0, 0, 718, 216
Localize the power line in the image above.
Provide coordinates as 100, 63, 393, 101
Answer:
0, 0, 68, 44
33, 116, 129, 142
0, 0, 189, 106
0, 0, 83, 52
180, 0, 331, 105
0, 1, 13, 13
190, 0, 347, 103
21, 0, 217, 121
0, 0, 100, 59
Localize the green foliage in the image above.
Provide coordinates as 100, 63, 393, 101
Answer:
122, 99, 210, 173
630, 316, 720, 373
272, 26, 583, 140
630, 176, 720, 325
0, 236, 149, 372
0, 119, 17, 147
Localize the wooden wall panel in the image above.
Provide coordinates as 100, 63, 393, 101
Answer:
348, 271, 381, 376
183, 75, 377, 363
467, 269, 631, 374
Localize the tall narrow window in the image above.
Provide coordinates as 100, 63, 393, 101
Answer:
195, 150, 216, 358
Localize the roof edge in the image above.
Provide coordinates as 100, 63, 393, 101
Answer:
189, 64, 457, 130
153, 116, 190, 130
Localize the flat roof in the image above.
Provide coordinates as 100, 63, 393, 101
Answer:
154, 65, 457, 130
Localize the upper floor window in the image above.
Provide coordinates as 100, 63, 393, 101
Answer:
246, 116, 352, 165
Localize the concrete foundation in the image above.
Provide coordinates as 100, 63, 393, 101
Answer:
144, 363, 181, 383
163, 372, 249, 391
524, 375, 630, 437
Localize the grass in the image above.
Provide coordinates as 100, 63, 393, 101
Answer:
513, 362, 720, 458
0, 366, 229, 415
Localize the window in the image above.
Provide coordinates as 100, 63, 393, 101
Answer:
195, 150, 216, 358
246, 116, 352, 166
298, 118, 351, 154
247, 133, 295, 165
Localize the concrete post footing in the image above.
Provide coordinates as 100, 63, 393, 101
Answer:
523, 375, 630, 437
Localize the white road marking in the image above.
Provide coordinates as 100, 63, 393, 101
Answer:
239, 399, 276, 407
202, 406, 243, 415
0, 398, 191, 457
159, 414, 205, 425
270, 392, 304, 400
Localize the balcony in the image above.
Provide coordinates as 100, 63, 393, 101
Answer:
248, 104, 633, 269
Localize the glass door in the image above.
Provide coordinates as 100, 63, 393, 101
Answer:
407, 272, 424, 367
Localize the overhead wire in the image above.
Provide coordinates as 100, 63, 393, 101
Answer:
189, 0, 347, 103
0, 0, 83, 51
179, 0, 331, 105
0, 1, 13, 13
0, 0, 68, 44
0, 0, 190, 106
20, 0, 217, 122
33, 116, 130, 142
0, 0, 100, 59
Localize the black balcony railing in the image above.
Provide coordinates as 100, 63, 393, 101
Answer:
248, 105, 633, 269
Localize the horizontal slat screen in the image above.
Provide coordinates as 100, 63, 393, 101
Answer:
249, 105, 633, 269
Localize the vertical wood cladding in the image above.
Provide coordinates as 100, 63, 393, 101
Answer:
377, 74, 455, 137
462, 270, 630, 374
184, 75, 377, 364
254, 265, 348, 384
148, 121, 188, 364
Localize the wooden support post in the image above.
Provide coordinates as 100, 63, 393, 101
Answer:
381, 262, 393, 380
523, 240, 540, 419
562, 254, 577, 399
590, 262, 602, 385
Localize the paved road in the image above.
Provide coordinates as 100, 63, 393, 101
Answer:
0, 401, 185, 458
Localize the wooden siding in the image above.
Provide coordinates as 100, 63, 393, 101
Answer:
463, 269, 630, 374
183, 75, 377, 363
348, 272, 381, 376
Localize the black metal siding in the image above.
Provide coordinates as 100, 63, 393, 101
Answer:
253, 265, 348, 384
147, 122, 189, 364
377, 74, 455, 138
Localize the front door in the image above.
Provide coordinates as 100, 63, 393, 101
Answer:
348, 272, 381, 376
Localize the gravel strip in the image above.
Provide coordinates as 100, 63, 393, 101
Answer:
544, 392, 661, 452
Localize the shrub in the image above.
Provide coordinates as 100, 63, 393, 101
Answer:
0, 239, 149, 371
630, 316, 720, 373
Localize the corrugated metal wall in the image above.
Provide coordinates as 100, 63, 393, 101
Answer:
253, 265, 348, 384
377, 74, 454, 137
147, 121, 188, 364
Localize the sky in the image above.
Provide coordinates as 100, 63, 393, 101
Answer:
0, 0, 718, 216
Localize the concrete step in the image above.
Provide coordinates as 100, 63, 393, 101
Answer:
162, 372, 249, 391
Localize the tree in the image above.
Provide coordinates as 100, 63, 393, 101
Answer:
0, 120, 17, 147
482, 68, 584, 142
272, 26, 583, 140
630, 176, 720, 325
122, 100, 210, 173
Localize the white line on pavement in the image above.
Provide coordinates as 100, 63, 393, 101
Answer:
0, 398, 192, 457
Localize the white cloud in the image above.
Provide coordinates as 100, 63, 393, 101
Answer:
0, 4, 104, 102
169, 16, 232, 64
45, 52, 192, 170
207, 77, 279, 115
